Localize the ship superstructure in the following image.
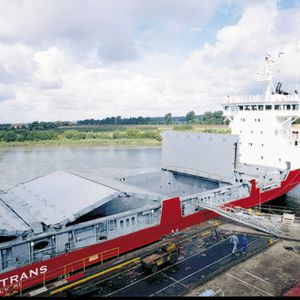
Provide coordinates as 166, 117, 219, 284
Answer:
0, 54, 299, 296
224, 53, 300, 170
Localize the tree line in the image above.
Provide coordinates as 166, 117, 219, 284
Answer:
164, 111, 226, 125
0, 130, 58, 142
2, 110, 300, 131
0, 128, 162, 143
77, 116, 153, 125
3, 111, 225, 129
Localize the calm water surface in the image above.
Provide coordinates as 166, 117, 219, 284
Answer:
0, 146, 161, 190
0, 145, 299, 211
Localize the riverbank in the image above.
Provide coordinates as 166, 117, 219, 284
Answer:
0, 138, 162, 148
0, 125, 230, 148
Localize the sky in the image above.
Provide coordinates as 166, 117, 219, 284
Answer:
0, 0, 300, 123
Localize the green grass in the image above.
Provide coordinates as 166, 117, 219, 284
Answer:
0, 125, 232, 148
0, 138, 161, 148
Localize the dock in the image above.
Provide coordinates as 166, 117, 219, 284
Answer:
22, 215, 300, 297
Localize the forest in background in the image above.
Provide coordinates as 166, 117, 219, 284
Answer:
0, 111, 227, 144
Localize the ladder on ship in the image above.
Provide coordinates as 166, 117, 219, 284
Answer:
197, 201, 280, 237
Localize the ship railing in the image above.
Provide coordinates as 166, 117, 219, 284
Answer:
3, 246, 120, 296
224, 94, 299, 104
63, 247, 120, 275
255, 204, 300, 217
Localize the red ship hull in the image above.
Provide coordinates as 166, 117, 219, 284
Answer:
1, 169, 300, 296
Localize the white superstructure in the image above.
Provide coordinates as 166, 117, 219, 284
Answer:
223, 53, 300, 171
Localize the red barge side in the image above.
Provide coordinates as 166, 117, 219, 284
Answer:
1, 168, 300, 296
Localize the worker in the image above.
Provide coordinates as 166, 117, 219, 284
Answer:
229, 234, 239, 255
212, 227, 222, 242
239, 234, 248, 256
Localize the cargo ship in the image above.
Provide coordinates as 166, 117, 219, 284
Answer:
0, 53, 299, 296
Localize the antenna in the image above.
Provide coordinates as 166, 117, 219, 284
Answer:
257, 51, 284, 99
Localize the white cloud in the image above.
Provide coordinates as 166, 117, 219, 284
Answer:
183, 1, 300, 98
0, 1, 300, 123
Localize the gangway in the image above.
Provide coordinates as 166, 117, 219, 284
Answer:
197, 201, 280, 237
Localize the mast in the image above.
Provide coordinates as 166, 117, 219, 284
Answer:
264, 53, 275, 99
256, 51, 284, 100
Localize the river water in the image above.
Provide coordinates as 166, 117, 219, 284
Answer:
0, 146, 299, 212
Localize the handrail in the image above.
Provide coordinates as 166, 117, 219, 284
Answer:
224, 94, 299, 104
1, 246, 120, 296
198, 201, 280, 236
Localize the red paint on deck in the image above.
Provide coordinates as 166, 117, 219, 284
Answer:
65, 272, 85, 283
284, 282, 300, 296
0, 168, 300, 296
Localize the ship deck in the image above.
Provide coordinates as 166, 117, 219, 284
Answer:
0, 169, 225, 237
120, 169, 226, 198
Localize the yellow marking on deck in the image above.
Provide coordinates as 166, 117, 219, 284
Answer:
49, 257, 140, 296
212, 220, 221, 226
200, 230, 211, 237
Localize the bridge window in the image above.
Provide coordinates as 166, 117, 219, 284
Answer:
131, 217, 135, 225
258, 105, 264, 111
275, 105, 282, 111
120, 220, 124, 228
251, 105, 257, 111
224, 106, 229, 111
245, 105, 250, 111
126, 218, 130, 227
230, 106, 237, 111
238, 105, 244, 111
265, 105, 272, 110
292, 104, 299, 110
284, 104, 291, 110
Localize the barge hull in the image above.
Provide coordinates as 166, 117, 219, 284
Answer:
1, 168, 300, 296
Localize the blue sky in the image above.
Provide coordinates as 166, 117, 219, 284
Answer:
0, 0, 299, 123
